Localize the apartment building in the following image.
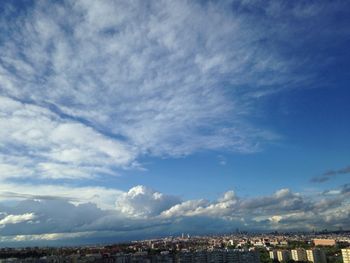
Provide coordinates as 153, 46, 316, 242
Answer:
291, 249, 307, 262
269, 250, 278, 261
277, 250, 290, 262
342, 248, 350, 263
306, 249, 327, 263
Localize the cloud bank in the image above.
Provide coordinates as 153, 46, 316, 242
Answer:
0, 184, 348, 245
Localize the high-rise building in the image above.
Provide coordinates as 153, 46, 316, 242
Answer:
291, 249, 307, 261
277, 250, 290, 262
306, 249, 327, 263
342, 248, 350, 263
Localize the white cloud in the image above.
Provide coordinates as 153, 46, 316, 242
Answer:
1, 0, 332, 184
269, 215, 282, 223
0, 96, 136, 180
160, 187, 350, 230
0, 231, 94, 242
0, 0, 291, 183
0, 0, 294, 164
160, 190, 239, 219
160, 199, 209, 218
0, 184, 348, 242
0, 213, 36, 226
115, 185, 181, 217
0, 182, 123, 210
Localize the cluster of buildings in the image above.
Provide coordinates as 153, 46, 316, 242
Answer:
167, 249, 259, 263
112, 249, 259, 263
269, 248, 327, 263
269, 243, 350, 263
0, 249, 260, 263
0, 232, 349, 263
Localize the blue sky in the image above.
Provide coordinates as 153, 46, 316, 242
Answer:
0, 0, 349, 246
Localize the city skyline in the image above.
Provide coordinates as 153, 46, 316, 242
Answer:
0, 0, 349, 246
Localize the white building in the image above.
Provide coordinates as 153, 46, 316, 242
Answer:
342, 248, 350, 263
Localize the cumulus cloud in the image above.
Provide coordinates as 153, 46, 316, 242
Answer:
0, 184, 348, 244
161, 187, 349, 231
160, 199, 209, 218
115, 185, 181, 217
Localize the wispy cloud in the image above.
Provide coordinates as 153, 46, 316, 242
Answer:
0, 0, 285, 182
0, 182, 124, 210
1, 0, 342, 181
0, 0, 319, 179
1, 0, 346, 180
311, 165, 350, 183
0, 96, 136, 180
0, 231, 94, 243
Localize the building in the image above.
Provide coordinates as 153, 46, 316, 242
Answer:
177, 250, 192, 263
194, 250, 208, 262
291, 249, 307, 262
306, 249, 327, 263
176, 249, 260, 263
239, 250, 260, 263
342, 248, 350, 263
277, 250, 290, 262
313, 238, 336, 246
269, 250, 278, 261
226, 250, 241, 263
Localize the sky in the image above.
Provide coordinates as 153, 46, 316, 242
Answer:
0, 0, 349, 246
